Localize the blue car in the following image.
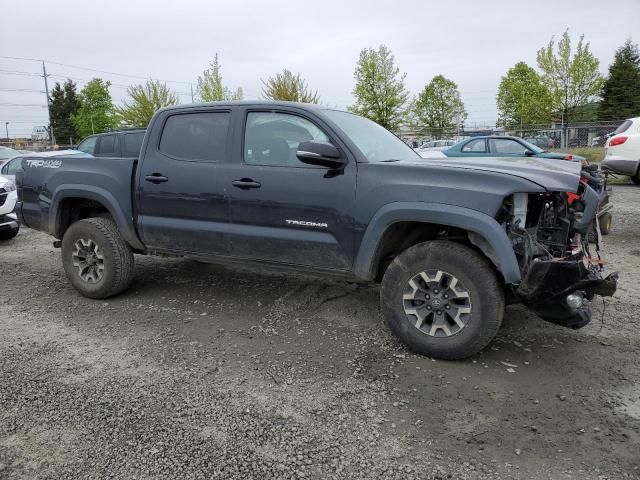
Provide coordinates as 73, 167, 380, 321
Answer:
444, 136, 585, 163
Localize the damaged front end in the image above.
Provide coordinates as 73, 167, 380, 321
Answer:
499, 177, 618, 329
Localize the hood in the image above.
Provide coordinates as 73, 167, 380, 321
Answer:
409, 156, 581, 192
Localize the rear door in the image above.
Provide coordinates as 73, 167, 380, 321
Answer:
136, 109, 233, 255
226, 108, 356, 270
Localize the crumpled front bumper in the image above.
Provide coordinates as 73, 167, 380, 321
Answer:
516, 252, 618, 329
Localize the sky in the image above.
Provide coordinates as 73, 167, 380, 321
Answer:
1, 0, 639, 139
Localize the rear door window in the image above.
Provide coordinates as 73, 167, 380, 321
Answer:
159, 112, 230, 162
461, 139, 487, 153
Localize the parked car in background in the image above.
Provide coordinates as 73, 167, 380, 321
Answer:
417, 139, 457, 152
439, 135, 612, 235
0, 146, 21, 162
443, 136, 586, 163
591, 132, 614, 147
602, 117, 640, 184
416, 150, 447, 159
76, 128, 146, 158
0, 176, 19, 240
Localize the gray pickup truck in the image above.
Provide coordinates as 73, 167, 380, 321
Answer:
16, 101, 617, 359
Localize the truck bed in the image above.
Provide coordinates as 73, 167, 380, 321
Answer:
18, 155, 138, 241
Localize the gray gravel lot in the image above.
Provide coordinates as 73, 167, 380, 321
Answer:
1, 186, 639, 479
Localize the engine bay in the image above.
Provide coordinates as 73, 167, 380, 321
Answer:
498, 166, 618, 328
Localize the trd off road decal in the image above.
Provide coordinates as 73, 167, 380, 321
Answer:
26, 159, 63, 169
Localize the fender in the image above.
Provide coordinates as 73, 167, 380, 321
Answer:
49, 185, 145, 251
353, 202, 521, 284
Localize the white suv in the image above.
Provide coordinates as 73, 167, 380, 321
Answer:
602, 117, 640, 184
0, 176, 19, 241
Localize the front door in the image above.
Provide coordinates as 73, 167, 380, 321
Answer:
136, 109, 232, 256
227, 110, 356, 271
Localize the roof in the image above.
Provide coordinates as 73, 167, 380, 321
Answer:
159, 100, 328, 113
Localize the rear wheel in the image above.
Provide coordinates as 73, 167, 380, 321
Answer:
380, 240, 504, 360
61, 217, 134, 299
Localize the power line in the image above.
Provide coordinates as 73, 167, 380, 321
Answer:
0, 102, 47, 107
0, 55, 191, 85
0, 69, 41, 77
0, 88, 43, 93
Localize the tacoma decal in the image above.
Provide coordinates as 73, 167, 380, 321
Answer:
286, 219, 328, 228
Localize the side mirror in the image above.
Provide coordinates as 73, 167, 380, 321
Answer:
524, 150, 535, 157
296, 141, 345, 169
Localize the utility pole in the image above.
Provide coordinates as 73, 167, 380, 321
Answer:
42, 60, 55, 146
190, 83, 195, 103
4, 122, 8, 141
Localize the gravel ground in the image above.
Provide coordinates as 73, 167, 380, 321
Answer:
1, 186, 639, 480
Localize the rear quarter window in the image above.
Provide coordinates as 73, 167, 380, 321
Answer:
614, 120, 632, 135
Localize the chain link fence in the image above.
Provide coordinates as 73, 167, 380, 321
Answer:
399, 120, 625, 150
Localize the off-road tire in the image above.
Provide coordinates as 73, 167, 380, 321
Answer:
381, 240, 505, 360
0, 226, 19, 241
61, 218, 134, 299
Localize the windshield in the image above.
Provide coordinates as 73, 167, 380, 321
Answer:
322, 110, 419, 162
0, 147, 20, 160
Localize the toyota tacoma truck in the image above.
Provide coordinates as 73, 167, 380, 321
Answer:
15, 101, 618, 359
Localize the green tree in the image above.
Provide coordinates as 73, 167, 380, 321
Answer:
537, 30, 604, 124
49, 79, 81, 144
600, 39, 640, 120
115, 79, 179, 128
261, 69, 320, 103
413, 75, 467, 135
350, 45, 409, 130
197, 54, 243, 101
72, 79, 118, 137
496, 62, 553, 130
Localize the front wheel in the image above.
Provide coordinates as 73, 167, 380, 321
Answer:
0, 226, 19, 241
380, 240, 505, 360
61, 217, 134, 299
